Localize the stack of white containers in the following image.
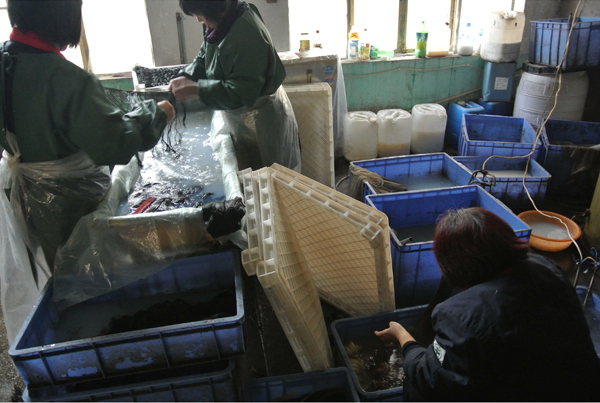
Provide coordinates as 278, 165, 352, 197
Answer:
343, 104, 448, 161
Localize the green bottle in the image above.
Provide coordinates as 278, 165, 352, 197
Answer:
416, 21, 428, 58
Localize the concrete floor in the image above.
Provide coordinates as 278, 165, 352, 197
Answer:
1, 156, 598, 401
0, 304, 26, 402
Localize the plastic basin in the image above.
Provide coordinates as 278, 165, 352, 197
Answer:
517, 210, 581, 252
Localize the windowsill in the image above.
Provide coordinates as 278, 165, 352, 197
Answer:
341, 52, 473, 64
97, 72, 132, 80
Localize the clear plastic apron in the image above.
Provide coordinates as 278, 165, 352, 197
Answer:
0, 130, 109, 343
220, 86, 301, 172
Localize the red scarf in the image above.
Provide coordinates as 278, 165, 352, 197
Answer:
9, 28, 64, 57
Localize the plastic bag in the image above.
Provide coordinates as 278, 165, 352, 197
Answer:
0, 130, 109, 342
221, 86, 300, 171
53, 131, 247, 311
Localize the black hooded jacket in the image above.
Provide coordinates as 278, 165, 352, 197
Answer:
402, 253, 600, 401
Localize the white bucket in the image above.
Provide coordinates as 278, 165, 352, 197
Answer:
344, 111, 378, 161
513, 70, 589, 127
377, 109, 412, 157
411, 104, 447, 154
480, 11, 525, 63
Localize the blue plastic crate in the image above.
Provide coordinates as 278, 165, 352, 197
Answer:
23, 359, 236, 402
529, 17, 600, 71
245, 367, 360, 402
351, 153, 473, 202
366, 186, 531, 308
477, 98, 513, 116
331, 305, 427, 402
542, 119, 600, 197
9, 251, 245, 389
453, 155, 551, 209
459, 114, 549, 162
445, 102, 486, 149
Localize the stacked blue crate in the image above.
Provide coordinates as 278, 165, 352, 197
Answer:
351, 153, 473, 201
453, 155, 551, 209
459, 114, 549, 162
245, 367, 360, 402
366, 186, 531, 308
10, 250, 245, 401
542, 119, 600, 198
331, 305, 427, 402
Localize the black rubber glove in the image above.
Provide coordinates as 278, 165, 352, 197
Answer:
203, 197, 246, 238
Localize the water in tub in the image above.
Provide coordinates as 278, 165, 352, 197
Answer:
397, 174, 456, 191
117, 110, 226, 215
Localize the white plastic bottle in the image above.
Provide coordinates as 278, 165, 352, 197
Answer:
410, 104, 448, 154
358, 28, 370, 61
348, 26, 359, 60
377, 109, 412, 157
457, 23, 474, 56
344, 111, 378, 161
299, 32, 311, 55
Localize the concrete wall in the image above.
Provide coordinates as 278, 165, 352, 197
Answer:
145, 0, 204, 66
342, 55, 485, 112
146, 0, 290, 67
252, 0, 291, 52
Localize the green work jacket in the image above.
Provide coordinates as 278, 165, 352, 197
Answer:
181, 3, 286, 110
1, 43, 167, 164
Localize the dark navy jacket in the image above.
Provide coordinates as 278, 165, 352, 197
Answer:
403, 253, 600, 401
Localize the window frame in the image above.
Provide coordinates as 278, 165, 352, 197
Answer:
347, 0, 521, 57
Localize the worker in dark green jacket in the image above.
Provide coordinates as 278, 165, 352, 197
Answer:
0, 0, 174, 273
169, 0, 300, 172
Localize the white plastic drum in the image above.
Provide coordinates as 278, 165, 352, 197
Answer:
377, 109, 412, 157
480, 11, 525, 63
344, 111, 378, 161
513, 70, 589, 127
411, 104, 447, 154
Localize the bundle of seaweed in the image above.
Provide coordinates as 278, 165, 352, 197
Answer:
128, 180, 214, 213
344, 337, 405, 392
133, 64, 185, 88
104, 86, 187, 157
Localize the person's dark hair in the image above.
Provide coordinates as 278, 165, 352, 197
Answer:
178, 0, 228, 23
7, 0, 82, 49
433, 207, 528, 289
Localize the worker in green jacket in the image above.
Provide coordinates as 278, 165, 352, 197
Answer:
0, 0, 175, 340
169, 0, 300, 172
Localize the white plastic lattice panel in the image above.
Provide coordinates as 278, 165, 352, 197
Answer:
256, 169, 333, 372
267, 168, 394, 317
238, 168, 264, 276
269, 163, 395, 315
284, 84, 335, 188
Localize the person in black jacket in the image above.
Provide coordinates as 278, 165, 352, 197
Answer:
376, 207, 600, 401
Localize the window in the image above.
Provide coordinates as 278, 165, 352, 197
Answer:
289, 0, 527, 58
288, 0, 348, 57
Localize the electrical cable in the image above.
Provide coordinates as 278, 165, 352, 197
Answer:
474, 0, 596, 282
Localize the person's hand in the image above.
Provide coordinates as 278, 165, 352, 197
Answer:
157, 100, 175, 122
169, 76, 200, 102
375, 321, 416, 347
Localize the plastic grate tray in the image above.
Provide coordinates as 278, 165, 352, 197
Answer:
257, 169, 334, 372
239, 168, 263, 276
284, 84, 335, 188
269, 164, 395, 316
